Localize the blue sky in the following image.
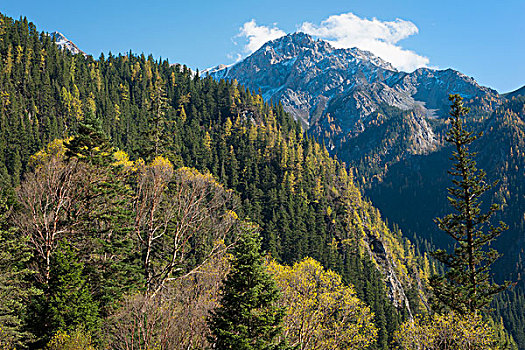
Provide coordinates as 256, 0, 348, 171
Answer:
1, 0, 523, 92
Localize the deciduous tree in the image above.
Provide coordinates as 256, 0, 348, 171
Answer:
268, 257, 377, 350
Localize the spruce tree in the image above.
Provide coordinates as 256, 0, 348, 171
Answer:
45, 240, 100, 338
208, 224, 286, 350
65, 111, 113, 167
430, 94, 509, 315
0, 190, 36, 347
65, 111, 140, 314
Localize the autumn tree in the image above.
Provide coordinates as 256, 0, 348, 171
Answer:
108, 246, 231, 350
46, 328, 96, 350
268, 257, 377, 350
430, 94, 509, 315
15, 148, 87, 284
394, 312, 498, 350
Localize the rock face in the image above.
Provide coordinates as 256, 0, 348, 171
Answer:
208, 32, 496, 144
51, 31, 86, 56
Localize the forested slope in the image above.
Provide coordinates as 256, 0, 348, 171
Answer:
0, 14, 431, 348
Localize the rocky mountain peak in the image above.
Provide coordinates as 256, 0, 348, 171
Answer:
260, 32, 395, 71
51, 31, 86, 56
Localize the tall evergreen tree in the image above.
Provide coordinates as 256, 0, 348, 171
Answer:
430, 94, 509, 315
0, 190, 36, 347
65, 111, 112, 167
208, 224, 286, 350
45, 240, 100, 339
64, 111, 140, 314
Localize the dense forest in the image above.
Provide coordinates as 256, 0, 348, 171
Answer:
0, 13, 519, 349
357, 98, 525, 346
311, 76, 525, 347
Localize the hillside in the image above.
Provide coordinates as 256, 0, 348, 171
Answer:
504, 85, 525, 99
0, 13, 432, 348
206, 31, 525, 347
207, 30, 523, 286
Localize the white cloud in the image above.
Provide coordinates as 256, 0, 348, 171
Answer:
227, 52, 243, 63
234, 13, 429, 72
299, 13, 429, 72
237, 19, 286, 54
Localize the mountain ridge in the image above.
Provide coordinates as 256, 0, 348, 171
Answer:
208, 32, 497, 132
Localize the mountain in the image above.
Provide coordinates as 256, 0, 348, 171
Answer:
51, 31, 85, 56
208, 32, 496, 132
208, 32, 501, 172
206, 34, 522, 271
208, 32, 525, 347
505, 85, 525, 98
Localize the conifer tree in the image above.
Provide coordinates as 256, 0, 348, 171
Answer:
208, 224, 286, 350
0, 190, 36, 347
65, 111, 112, 167
65, 111, 140, 313
430, 94, 509, 315
141, 72, 169, 160
45, 240, 100, 339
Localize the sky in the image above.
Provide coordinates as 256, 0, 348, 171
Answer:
1, 0, 523, 93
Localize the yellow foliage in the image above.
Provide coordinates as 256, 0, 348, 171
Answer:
204, 131, 212, 151
0, 326, 14, 350
150, 155, 173, 171
112, 149, 134, 171
394, 312, 498, 350
46, 328, 96, 350
224, 117, 233, 137
268, 258, 377, 350
28, 137, 73, 167
176, 167, 219, 187
86, 92, 96, 115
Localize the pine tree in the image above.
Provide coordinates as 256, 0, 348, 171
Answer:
430, 94, 509, 315
45, 240, 100, 338
64, 111, 140, 314
65, 110, 112, 167
0, 190, 36, 347
208, 224, 286, 350
140, 72, 168, 161
27, 240, 100, 347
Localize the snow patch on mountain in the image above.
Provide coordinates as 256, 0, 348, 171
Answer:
51, 31, 86, 56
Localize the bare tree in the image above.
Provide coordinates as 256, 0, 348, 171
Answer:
108, 246, 231, 350
134, 159, 237, 295
15, 155, 88, 284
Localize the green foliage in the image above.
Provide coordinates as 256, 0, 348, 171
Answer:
362, 97, 525, 346
0, 190, 37, 347
65, 111, 113, 166
65, 113, 141, 313
208, 225, 286, 350
45, 240, 100, 339
429, 95, 509, 315
492, 287, 525, 348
